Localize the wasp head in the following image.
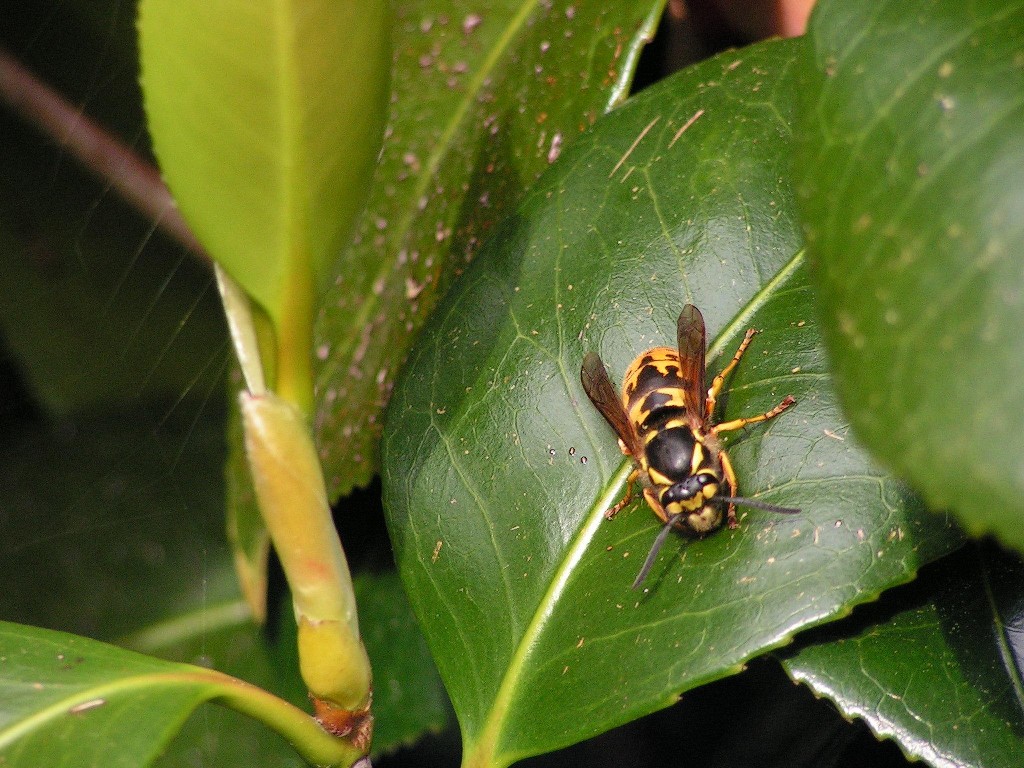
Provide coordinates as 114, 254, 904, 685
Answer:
660, 471, 721, 533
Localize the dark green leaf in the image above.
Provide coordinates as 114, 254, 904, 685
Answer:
138, 609, 310, 768
383, 38, 964, 767
314, 0, 666, 496
0, 127, 226, 418
0, 620, 364, 768
796, 0, 1024, 549
354, 572, 450, 754
783, 544, 1024, 767
0, 412, 236, 638
136, 573, 448, 765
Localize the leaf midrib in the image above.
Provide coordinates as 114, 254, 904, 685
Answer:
467, 460, 632, 766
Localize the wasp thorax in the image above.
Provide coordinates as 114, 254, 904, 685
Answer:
645, 426, 695, 481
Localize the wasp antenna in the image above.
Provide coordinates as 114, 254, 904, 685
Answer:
719, 496, 800, 515
632, 512, 687, 590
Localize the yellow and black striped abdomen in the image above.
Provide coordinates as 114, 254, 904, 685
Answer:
621, 347, 693, 438
621, 346, 719, 518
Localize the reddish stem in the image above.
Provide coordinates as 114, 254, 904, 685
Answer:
0, 46, 206, 260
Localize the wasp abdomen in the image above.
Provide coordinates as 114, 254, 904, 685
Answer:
623, 347, 692, 433
629, 355, 682, 393
641, 406, 687, 433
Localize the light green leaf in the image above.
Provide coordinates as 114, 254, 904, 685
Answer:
138, 0, 389, 342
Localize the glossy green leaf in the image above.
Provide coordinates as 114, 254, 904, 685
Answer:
137, 603, 311, 768
796, 0, 1024, 550
1, 621, 226, 768
382, 38, 964, 768
138, 0, 389, 335
0, 621, 359, 768
352, 572, 450, 755
314, 0, 666, 496
783, 543, 1024, 767
135, 573, 448, 764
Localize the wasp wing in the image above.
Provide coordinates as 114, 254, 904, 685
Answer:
677, 304, 707, 422
581, 352, 644, 459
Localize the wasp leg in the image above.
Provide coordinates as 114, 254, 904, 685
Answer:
706, 328, 757, 419
606, 467, 640, 519
712, 394, 796, 435
643, 487, 672, 525
717, 448, 740, 528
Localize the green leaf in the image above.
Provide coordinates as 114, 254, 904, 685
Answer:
138, 0, 390, 349
314, 1, 666, 496
133, 602, 311, 768
382, 38, 964, 768
132, 574, 449, 764
796, 0, 1024, 550
782, 543, 1024, 767
0, 412, 237, 639
353, 572, 450, 754
0, 621, 358, 768
0, 621, 222, 768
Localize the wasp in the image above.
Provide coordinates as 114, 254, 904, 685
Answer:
581, 304, 798, 588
